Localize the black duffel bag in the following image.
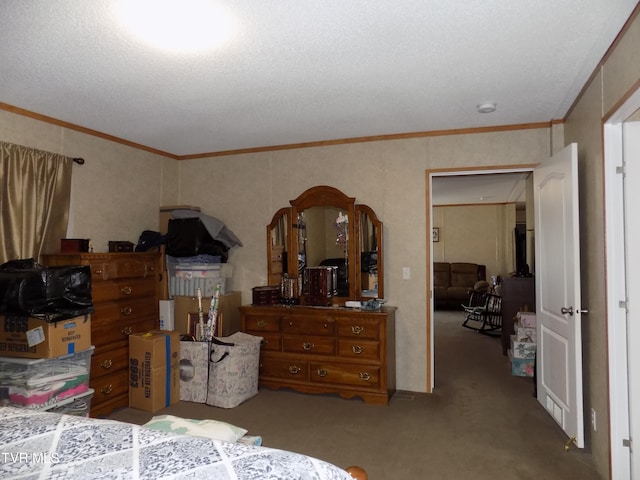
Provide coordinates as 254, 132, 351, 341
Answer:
0, 258, 94, 322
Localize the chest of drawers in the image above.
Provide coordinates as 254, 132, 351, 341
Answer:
41, 252, 160, 417
240, 305, 396, 405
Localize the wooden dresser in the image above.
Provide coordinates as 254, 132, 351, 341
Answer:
41, 252, 160, 417
240, 305, 396, 405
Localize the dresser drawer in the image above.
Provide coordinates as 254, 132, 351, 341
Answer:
336, 318, 380, 340
103, 255, 156, 280
91, 314, 158, 349
91, 369, 129, 405
337, 339, 380, 361
91, 346, 130, 380
92, 278, 157, 303
260, 356, 309, 381
310, 362, 380, 389
244, 315, 282, 332
258, 333, 282, 352
283, 336, 336, 355
282, 316, 335, 336
92, 298, 157, 323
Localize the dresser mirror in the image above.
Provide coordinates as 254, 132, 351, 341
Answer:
266, 185, 383, 301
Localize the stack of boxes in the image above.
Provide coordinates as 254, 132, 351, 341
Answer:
509, 311, 536, 377
0, 314, 94, 416
0, 261, 95, 416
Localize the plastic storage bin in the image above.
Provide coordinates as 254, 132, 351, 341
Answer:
47, 388, 94, 417
0, 346, 94, 409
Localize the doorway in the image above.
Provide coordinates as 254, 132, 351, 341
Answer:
603, 86, 640, 479
425, 165, 535, 391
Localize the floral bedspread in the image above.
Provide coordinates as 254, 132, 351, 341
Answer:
0, 407, 352, 480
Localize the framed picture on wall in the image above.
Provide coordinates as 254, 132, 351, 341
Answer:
432, 227, 440, 242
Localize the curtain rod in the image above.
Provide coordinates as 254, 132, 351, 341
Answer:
73, 157, 85, 165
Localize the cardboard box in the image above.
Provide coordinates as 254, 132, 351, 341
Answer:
509, 349, 535, 377
361, 273, 378, 291
0, 315, 91, 359
510, 335, 536, 359
129, 330, 180, 413
514, 323, 536, 342
516, 311, 537, 328
173, 291, 241, 337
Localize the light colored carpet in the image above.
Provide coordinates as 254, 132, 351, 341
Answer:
108, 310, 602, 479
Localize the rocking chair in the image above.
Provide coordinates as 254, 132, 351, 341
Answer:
462, 281, 502, 335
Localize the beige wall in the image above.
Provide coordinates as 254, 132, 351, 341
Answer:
432, 204, 516, 279
176, 128, 551, 394
562, 9, 640, 479
0, 110, 175, 252
0, 111, 550, 393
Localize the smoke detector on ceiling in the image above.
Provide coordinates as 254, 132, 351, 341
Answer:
477, 103, 497, 114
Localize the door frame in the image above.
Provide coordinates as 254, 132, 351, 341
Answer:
603, 85, 640, 479
425, 164, 537, 391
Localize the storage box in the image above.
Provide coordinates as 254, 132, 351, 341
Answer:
179, 341, 209, 403
108, 241, 134, 252
514, 322, 536, 342
252, 286, 280, 306
510, 335, 536, 359
0, 346, 94, 409
129, 330, 180, 413
509, 349, 535, 377
48, 388, 94, 417
516, 311, 537, 328
159, 300, 174, 331
0, 314, 92, 359
206, 332, 263, 408
361, 273, 378, 291
173, 292, 241, 336
60, 239, 90, 253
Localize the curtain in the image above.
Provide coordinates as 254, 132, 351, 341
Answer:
0, 141, 73, 264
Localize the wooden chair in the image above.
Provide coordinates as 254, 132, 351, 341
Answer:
462, 286, 502, 336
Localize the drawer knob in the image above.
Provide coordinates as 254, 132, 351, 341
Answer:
289, 365, 301, 374
351, 326, 364, 335
121, 326, 133, 335
257, 320, 267, 328
352, 345, 364, 354
95, 269, 103, 275
302, 342, 314, 351
100, 359, 113, 369
289, 321, 294, 327
121, 306, 133, 315
359, 372, 371, 381
121, 286, 133, 295
101, 384, 113, 395
316, 368, 328, 377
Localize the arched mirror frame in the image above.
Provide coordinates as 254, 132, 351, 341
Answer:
355, 204, 384, 300
266, 185, 384, 301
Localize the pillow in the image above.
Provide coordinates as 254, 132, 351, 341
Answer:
143, 414, 248, 443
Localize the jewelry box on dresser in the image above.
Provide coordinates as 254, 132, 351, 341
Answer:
41, 252, 160, 417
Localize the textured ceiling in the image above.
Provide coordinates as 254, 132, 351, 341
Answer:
0, 1, 637, 156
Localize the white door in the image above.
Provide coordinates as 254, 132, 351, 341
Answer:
533, 143, 584, 448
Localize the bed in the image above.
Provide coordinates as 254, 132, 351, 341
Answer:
0, 407, 363, 479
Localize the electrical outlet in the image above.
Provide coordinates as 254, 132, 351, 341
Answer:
402, 267, 411, 280
591, 408, 597, 431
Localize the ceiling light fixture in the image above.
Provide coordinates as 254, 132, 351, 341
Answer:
117, 0, 237, 54
477, 103, 497, 114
